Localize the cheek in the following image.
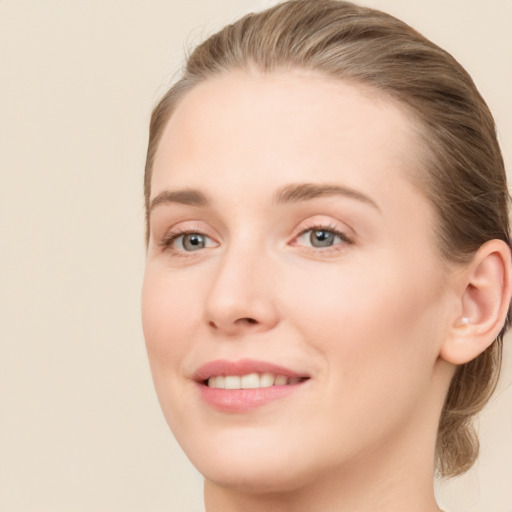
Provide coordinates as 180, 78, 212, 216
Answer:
282, 256, 444, 385
141, 264, 208, 431
281, 263, 445, 456
141, 265, 201, 373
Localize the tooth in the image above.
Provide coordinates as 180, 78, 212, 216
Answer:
274, 375, 288, 386
225, 376, 241, 390
260, 373, 275, 387
241, 373, 260, 389
208, 374, 299, 389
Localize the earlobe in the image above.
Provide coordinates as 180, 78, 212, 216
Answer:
440, 239, 512, 365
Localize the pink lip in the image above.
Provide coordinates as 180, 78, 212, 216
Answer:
193, 359, 310, 413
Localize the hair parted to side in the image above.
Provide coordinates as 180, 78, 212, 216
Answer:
144, 0, 511, 477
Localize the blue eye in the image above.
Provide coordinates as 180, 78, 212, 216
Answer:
296, 227, 349, 248
162, 231, 216, 252
178, 233, 208, 251
309, 229, 338, 247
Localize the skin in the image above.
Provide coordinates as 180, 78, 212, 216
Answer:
142, 70, 471, 512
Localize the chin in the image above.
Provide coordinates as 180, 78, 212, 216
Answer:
200, 460, 312, 495
180, 429, 318, 494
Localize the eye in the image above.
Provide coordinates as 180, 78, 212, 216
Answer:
178, 233, 208, 251
294, 226, 351, 249
161, 230, 217, 253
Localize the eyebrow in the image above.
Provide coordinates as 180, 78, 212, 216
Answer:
273, 183, 380, 211
149, 182, 380, 213
149, 189, 209, 212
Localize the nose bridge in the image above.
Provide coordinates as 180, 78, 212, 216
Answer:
204, 234, 278, 333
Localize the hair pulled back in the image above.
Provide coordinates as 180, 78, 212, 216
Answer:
144, 0, 511, 477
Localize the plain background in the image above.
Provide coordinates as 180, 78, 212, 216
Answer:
1, 1, 511, 511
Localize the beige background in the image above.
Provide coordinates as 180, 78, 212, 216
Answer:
1, 1, 510, 511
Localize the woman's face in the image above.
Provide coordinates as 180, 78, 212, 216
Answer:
142, 71, 455, 492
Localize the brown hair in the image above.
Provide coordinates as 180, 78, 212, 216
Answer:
144, 0, 510, 477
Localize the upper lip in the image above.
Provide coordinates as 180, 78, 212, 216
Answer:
193, 359, 309, 382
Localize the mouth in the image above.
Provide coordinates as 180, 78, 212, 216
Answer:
193, 359, 310, 412
205, 373, 307, 389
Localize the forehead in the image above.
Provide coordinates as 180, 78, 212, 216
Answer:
151, 70, 424, 204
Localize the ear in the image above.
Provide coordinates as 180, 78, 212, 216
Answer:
440, 239, 512, 365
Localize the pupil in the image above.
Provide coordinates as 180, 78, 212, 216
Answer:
311, 230, 334, 247
184, 234, 205, 250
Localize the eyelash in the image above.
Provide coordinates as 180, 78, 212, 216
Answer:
159, 227, 215, 255
293, 223, 353, 249
159, 223, 353, 255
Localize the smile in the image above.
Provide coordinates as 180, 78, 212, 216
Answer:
207, 373, 305, 389
194, 359, 310, 412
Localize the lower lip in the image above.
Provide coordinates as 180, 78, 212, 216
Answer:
198, 382, 306, 412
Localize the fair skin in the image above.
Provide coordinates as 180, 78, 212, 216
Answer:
142, 70, 511, 512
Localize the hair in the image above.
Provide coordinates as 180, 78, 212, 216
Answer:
144, 0, 510, 477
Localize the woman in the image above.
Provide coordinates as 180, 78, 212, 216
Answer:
141, 1, 511, 510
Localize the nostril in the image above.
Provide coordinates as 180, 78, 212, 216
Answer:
206, 316, 263, 331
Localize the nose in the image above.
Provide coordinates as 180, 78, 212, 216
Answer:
204, 243, 280, 336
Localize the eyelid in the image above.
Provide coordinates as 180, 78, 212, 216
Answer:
158, 223, 219, 252
156, 218, 353, 254
290, 220, 354, 249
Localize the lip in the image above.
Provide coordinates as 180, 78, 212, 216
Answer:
193, 359, 310, 413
